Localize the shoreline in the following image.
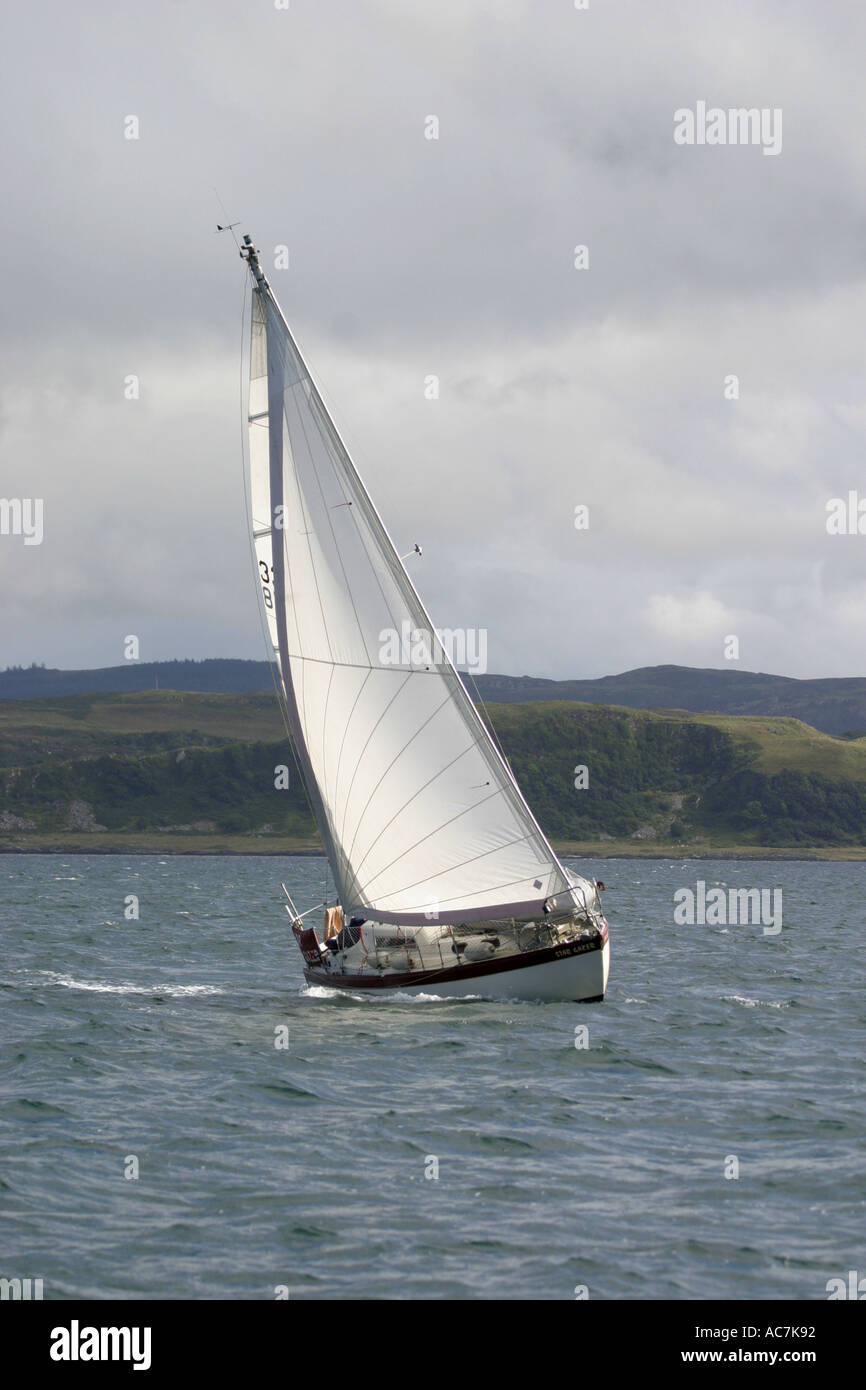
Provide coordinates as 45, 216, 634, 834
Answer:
2, 835, 865, 861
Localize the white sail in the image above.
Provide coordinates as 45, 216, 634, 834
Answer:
244, 241, 576, 925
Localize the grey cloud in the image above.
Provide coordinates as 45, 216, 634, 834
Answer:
2, 0, 865, 680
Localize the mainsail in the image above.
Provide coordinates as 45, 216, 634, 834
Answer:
243, 236, 578, 925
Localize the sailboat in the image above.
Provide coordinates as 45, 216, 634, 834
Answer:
237, 232, 610, 1001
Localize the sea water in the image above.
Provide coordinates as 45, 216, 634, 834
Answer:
0, 854, 862, 1300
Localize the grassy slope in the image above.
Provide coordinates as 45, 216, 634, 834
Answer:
2, 692, 866, 855
691, 712, 866, 782
0, 691, 285, 764
479, 699, 866, 779
7, 691, 865, 779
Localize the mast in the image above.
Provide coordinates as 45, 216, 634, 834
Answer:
240, 235, 346, 902
240, 233, 268, 291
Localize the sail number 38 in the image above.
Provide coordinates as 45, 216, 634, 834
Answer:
259, 560, 274, 610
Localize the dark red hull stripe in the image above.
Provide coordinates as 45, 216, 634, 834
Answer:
303, 931, 606, 992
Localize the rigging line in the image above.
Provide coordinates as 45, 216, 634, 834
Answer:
213, 189, 241, 251
462, 666, 516, 780
241, 278, 323, 870
294, 898, 326, 921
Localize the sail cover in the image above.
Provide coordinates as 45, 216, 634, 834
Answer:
247, 266, 574, 925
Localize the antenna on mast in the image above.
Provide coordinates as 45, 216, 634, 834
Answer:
213, 188, 242, 250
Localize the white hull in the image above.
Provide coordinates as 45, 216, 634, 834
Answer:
306, 936, 610, 1003
396, 936, 610, 1002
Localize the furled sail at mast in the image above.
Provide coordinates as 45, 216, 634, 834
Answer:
244, 240, 578, 926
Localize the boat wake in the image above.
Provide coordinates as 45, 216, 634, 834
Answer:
300, 983, 481, 1004
723, 994, 789, 1010
30, 971, 225, 997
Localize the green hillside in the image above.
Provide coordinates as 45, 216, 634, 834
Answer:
2, 691, 866, 855
487, 702, 866, 849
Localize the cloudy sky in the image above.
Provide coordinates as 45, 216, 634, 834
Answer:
2, 0, 865, 680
